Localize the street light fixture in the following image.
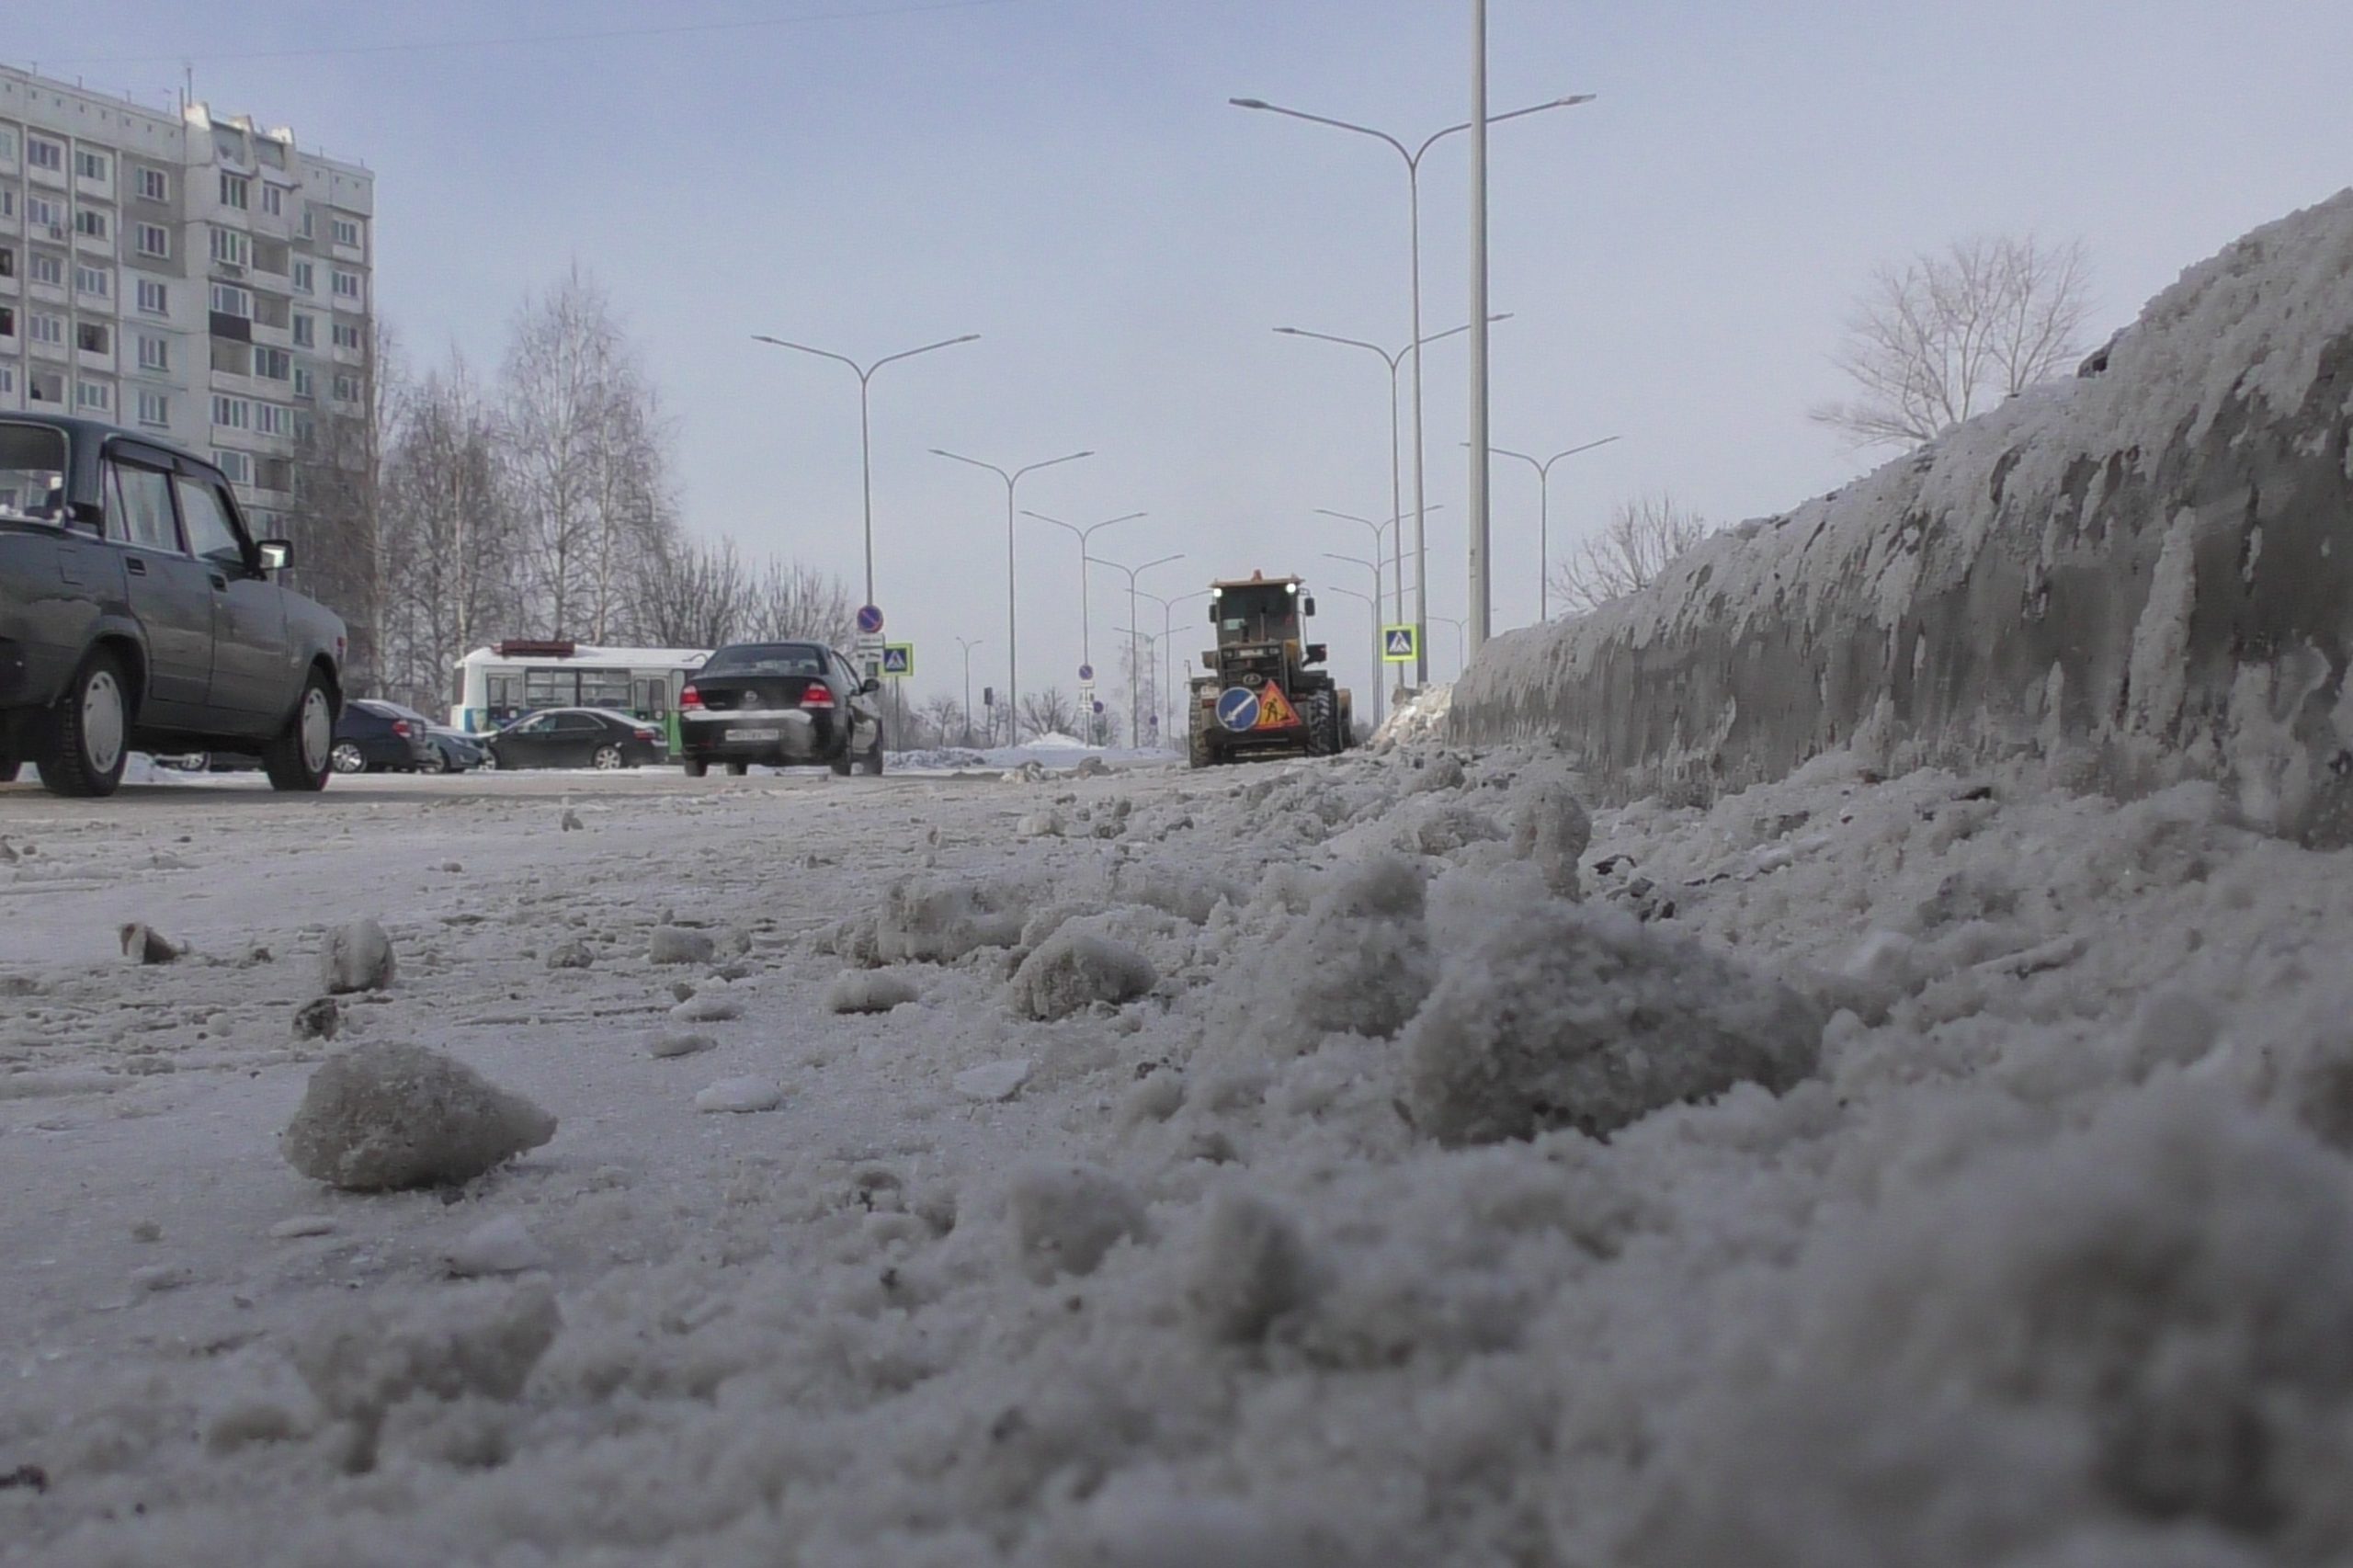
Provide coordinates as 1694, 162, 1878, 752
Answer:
1165, 588, 1213, 736
1233, 90, 1593, 683
1022, 509, 1144, 676
1277, 318, 1505, 627
1321, 551, 1390, 722
1315, 504, 1444, 624
932, 447, 1094, 740
1477, 436, 1620, 621
1086, 551, 1186, 744
954, 635, 985, 746
1427, 614, 1468, 677
752, 332, 979, 607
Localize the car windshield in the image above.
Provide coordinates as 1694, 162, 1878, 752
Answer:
0, 425, 70, 523
703, 643, 826, 677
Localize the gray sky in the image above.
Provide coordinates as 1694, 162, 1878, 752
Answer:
21, 1, 2353, 712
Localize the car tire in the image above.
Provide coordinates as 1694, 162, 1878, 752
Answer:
857, 735, 885, 777
0, 758, 19, 784
38, 648, 132, 799
264, 674, 336, 793
592, 744, 624, 770
724, 760, 749, 777
830, 746, 854, 777
684, 758, 709, 778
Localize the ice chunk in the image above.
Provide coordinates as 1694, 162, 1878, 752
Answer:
118, 922, 182, 965
1509, 773, 1593, 899
1006, 1161, 1147, 1282
318, 918, 396, 995
955, 1058, 1033, 1103
279, 1042, 557, 1190
694, 1076, 783, 1114
671, 992, 744, 1023
1404, 898, 1824, 1144
875, 874, 1027, 963
648, 926, 715, 966
825, 971, 919, 1014
1008, 929, 1157, 1020
1219, 855, 1436, 1054
290, 996, 340, 1041
648, 1028, 717, 1059
443, 1215, 549, 1277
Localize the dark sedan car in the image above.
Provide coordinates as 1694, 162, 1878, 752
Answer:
484, 708, 665, 770
676, 641, 884, 777
331, 699, 439, 775
425, 725, 491, 773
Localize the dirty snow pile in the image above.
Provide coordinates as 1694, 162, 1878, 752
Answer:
5, 742, 2353, 1566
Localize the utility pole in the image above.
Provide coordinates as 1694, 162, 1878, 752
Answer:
1467, 0, 1493, 655
955, 636, 983, 746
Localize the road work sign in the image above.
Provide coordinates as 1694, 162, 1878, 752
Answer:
1382, 625, 1418, 664
881, 643, 915, 677
1254, 684, 1299, 730
1214, 687, 1261, 732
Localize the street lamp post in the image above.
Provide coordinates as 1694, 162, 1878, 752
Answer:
1086, 551, 1185, 744
1165, 589, 1212, 738
1022, 509, 1144, 677
752, 333, 979, 607
1316, 504, 1444, 628
1233, 90, 1591, 684
1278, 320, 1501, 626
954, 635, 984, 746
1428, 614, 1469, 678
1322, 552, 1388, 721
932, 448, 1094, 742
1323, 582, 1381, 726
1109, 627, 1164, 746
1482, 436, 1620, 621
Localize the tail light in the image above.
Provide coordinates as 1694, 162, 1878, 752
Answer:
679, 685, 702, 709
633, 729, 657, 742
801, 686, 835, 710
391, 721, 412, 737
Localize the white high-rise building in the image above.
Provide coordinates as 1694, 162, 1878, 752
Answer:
0, 63, 374, 536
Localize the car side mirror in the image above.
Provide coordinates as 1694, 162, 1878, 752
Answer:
860, 677, 881, 695
256, 539, 293, 572
1306, 643, 1328, 664
65, 501, 105, 536
1302, 597, 1316, 617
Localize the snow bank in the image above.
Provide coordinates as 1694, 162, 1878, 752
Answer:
1449, 191, 2353, 842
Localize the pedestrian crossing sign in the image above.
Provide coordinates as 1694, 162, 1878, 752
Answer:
881, 643, 915, 677
1382, 625, 1417, 663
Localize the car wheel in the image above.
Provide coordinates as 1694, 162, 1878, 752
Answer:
724, 760, 749, 777
264, 675, 337, 792
592, 744, 624, 770
38, 648, 131, 799
683, 758, 708, 778
329, 743, 366, 775
0, 758, 19, 784
858, 734, 885, 777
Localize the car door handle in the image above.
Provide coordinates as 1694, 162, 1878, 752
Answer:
210, 574, 229, 591
126, 556, 148, 576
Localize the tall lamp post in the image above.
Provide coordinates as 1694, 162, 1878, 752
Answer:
1086, 551, 1185, 744
954, 635, 984, 745
1428, 614, 1469, 678
1233, 91, 1590, 684
932, 448, 1093, 741
752, 332, 979, 607
1022, 509, 1144, 678
1165, 588, 1213, 735
1322, 552, 1389, 722
1482, 436, 1620, 621
1316, 505, 1443, 626
1278, 321, 1501, 625
1323, 582, 1381, 724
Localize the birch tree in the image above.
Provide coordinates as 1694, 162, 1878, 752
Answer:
1550, 494, 1713, 616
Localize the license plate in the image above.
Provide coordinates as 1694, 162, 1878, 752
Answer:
725, 728, 781, 743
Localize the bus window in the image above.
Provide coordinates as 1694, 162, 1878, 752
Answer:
525, 669, 577, 710
632, 677, 667, 717
578, 669, 631, 710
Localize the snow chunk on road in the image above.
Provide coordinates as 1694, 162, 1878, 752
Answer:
1220, 855, 1436, 1054
1008, 929, 1157, 1019
648, 926, 715, 966
318, 918, 396, 994
1007, 1161, 1148, 1282
279, 1042, 557, 1190
955, 1058, 1033, 1103
824, 971, 919, 1014
695, 1075, 783, 1114
875, 873, 1027, 963
442, 1214, 548, 1277
1404, 896, 1824, 1144
117, 922, 182, 964
1183, 1191, 1313, 1344
1510, 771, 1593, 899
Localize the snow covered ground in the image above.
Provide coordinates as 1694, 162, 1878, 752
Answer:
4, 747, 2351, 1565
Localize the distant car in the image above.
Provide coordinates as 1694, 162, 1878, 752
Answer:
331, 699, 438, 775
677, 641, 884, 777
425, 725, 491, 773
483, 708, 665, 770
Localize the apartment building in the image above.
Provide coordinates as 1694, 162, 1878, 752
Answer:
0, 63, 373, 536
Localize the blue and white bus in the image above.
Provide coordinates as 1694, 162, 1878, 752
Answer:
450, 642, 710, 738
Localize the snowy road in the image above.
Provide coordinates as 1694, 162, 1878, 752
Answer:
4, 746, 2352, 1565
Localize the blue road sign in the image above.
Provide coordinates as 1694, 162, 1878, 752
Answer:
1215, 687, 1261, 733
856, 604, 885, 636
1078, 663, 1095, 683
1382, 625, 1418, 663
1091, 699, 1106, 715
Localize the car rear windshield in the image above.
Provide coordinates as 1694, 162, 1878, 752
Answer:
703, 643, 827, 677
0, 424, 70, 522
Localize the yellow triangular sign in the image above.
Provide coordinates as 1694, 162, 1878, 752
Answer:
1256, 685, 1299, 729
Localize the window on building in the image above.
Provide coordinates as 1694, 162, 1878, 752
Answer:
333, 217, 361, 247
262, 184, 283, 217
76, 322, 110, 356
138, 335, 169, 372
291, 259, 314, 293
108, 461, 181, 551
0, 247, 11, 278
211, 449, 254, 486
0, 366, 14, 398
135, 222, 169, 258
74, 265, 110, 300
27, 195, 62, 233
28, 369, 65, 404
0, 189, 13, 220
292, 366, 314, 399
299, 206, 313, 239
74, 209, 108, 242
28, 312, 64, 346
212, 339, 252, 377
332, 321, 362, 351
138, 278, 169, 315
256, 402, 292, 437
292, 411, 315, 443
219, 173, 250, 210
0, 305, 14, 338
333, 372, 360, 404
137, 390, 170, 428
291, 313, 315, 347
74, 149, 111, 183
210, 282, 253, 319
0, 129, 17, 163
332, 270, 361, 301
27, 137, 63, 173
210, 228, 250, 268
137, 166, 169, 202
75, 380, 112, 413
211, 394, 252, 430
255, 347, 291, 381
29, 254, 63, 288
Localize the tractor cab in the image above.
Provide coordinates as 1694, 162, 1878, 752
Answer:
1210, 574, 1313, 650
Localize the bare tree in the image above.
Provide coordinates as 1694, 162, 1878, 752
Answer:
1017, 687, 1080, 742
1549, 494, 1713, 616
744, 559, 858, 648
914, 694, 966, 750
1811, 234, 2095, 449
639, 535, 753, 651
291, 319, 399, 693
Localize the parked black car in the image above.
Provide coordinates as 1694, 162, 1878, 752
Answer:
483, 708, 665, 770
426, 725, 491, 773
0, 415, 346, 797
331, 699, 440, 774
676, 642, 885, 777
